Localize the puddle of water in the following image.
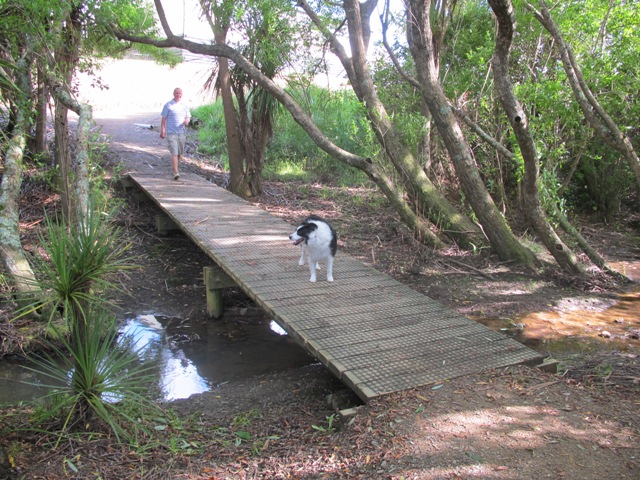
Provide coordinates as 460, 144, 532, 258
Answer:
609, 261, 640, 282
476, 290, 640, 356
0, 312, 314, 404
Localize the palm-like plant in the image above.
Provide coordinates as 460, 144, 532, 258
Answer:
24, 311, 156, 444
15, 206, 156, 442
26, 207, 132, 330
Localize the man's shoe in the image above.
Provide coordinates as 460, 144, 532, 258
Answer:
174, 173, 180, 180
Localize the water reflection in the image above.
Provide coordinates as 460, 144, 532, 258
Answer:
119, 315, 209, 401
0, 313, 314, 404
270, 320, 288, 336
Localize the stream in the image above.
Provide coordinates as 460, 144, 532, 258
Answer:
0, 312, 314, 404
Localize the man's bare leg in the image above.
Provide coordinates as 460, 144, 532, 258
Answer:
172, 155, 179, 179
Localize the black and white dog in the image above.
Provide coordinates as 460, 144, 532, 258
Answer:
289, 215, 337, 282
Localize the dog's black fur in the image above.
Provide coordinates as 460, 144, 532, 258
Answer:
289, 215, 338, 282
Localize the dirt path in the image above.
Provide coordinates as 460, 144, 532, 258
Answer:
83, 107, 640, 479
95, 112, 169, 174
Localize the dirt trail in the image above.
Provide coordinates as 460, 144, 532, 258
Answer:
95, 112, 169, 174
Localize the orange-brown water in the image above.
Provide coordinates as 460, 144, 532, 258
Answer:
477, 261, 640, 356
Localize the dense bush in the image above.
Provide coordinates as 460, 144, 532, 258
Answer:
192, 102, 228, 163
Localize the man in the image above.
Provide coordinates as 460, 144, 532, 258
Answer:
160, 87, 191, 180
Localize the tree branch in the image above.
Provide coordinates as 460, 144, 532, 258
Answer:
380, 0, 420, 89
451, 105, 515, 161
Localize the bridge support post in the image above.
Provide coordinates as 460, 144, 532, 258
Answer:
155, 214, 179, 233
203, 266, 236, 319
119, 176, 135, 190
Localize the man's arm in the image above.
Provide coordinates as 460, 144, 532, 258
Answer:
160, 117, 167, 138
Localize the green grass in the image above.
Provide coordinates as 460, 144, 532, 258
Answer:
10, 205, 158, 444
191, 85, 378, 188
262, 159, 310, 182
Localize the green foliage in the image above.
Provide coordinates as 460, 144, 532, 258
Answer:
311, 414, 337, 433
511, 0, 639, 217
191, 102, 229, 164
571, 148, 631, 217
275, 85, 375, 156
193, 85, 375, 187
404, 0, 640, 216
232, 408, 261, 427
266, 85, 375, 186
16, 207, 133, 324
86, 123, 124, 208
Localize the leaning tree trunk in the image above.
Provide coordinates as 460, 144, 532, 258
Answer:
406, 0, 537, 267
0, 57, 42, 308
340, 0, 485, 250
489, 0, 583, 275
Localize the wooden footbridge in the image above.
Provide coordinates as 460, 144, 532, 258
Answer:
126, 172, 544, 402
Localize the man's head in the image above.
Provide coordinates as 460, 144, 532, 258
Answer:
173, 88, 183, 102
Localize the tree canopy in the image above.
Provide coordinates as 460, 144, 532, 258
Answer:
2, 0, 639, 281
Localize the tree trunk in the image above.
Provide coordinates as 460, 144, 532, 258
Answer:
235, 85, 267, 197
53, 4, 82, 222
0, 57, 41, 308
34, 66, 49, 155
214, 27, 249, 197
489, 0, 583, 275
406, 0, 537, 266
0, 131, 41, 307
50, 83, 93, 226
54, 104, 73, 219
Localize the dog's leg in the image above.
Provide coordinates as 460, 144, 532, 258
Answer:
298, 245, 306, 266
326, 256, 334, 282
300, 245, 320, 270
308, 257, 318, 282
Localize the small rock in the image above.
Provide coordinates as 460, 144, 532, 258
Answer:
600, 331, 612, 338
613, 318, 625, 324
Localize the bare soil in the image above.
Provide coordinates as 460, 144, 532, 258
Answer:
1, 111, 639, 479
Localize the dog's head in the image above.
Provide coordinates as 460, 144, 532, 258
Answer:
289, 221, 319, 246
